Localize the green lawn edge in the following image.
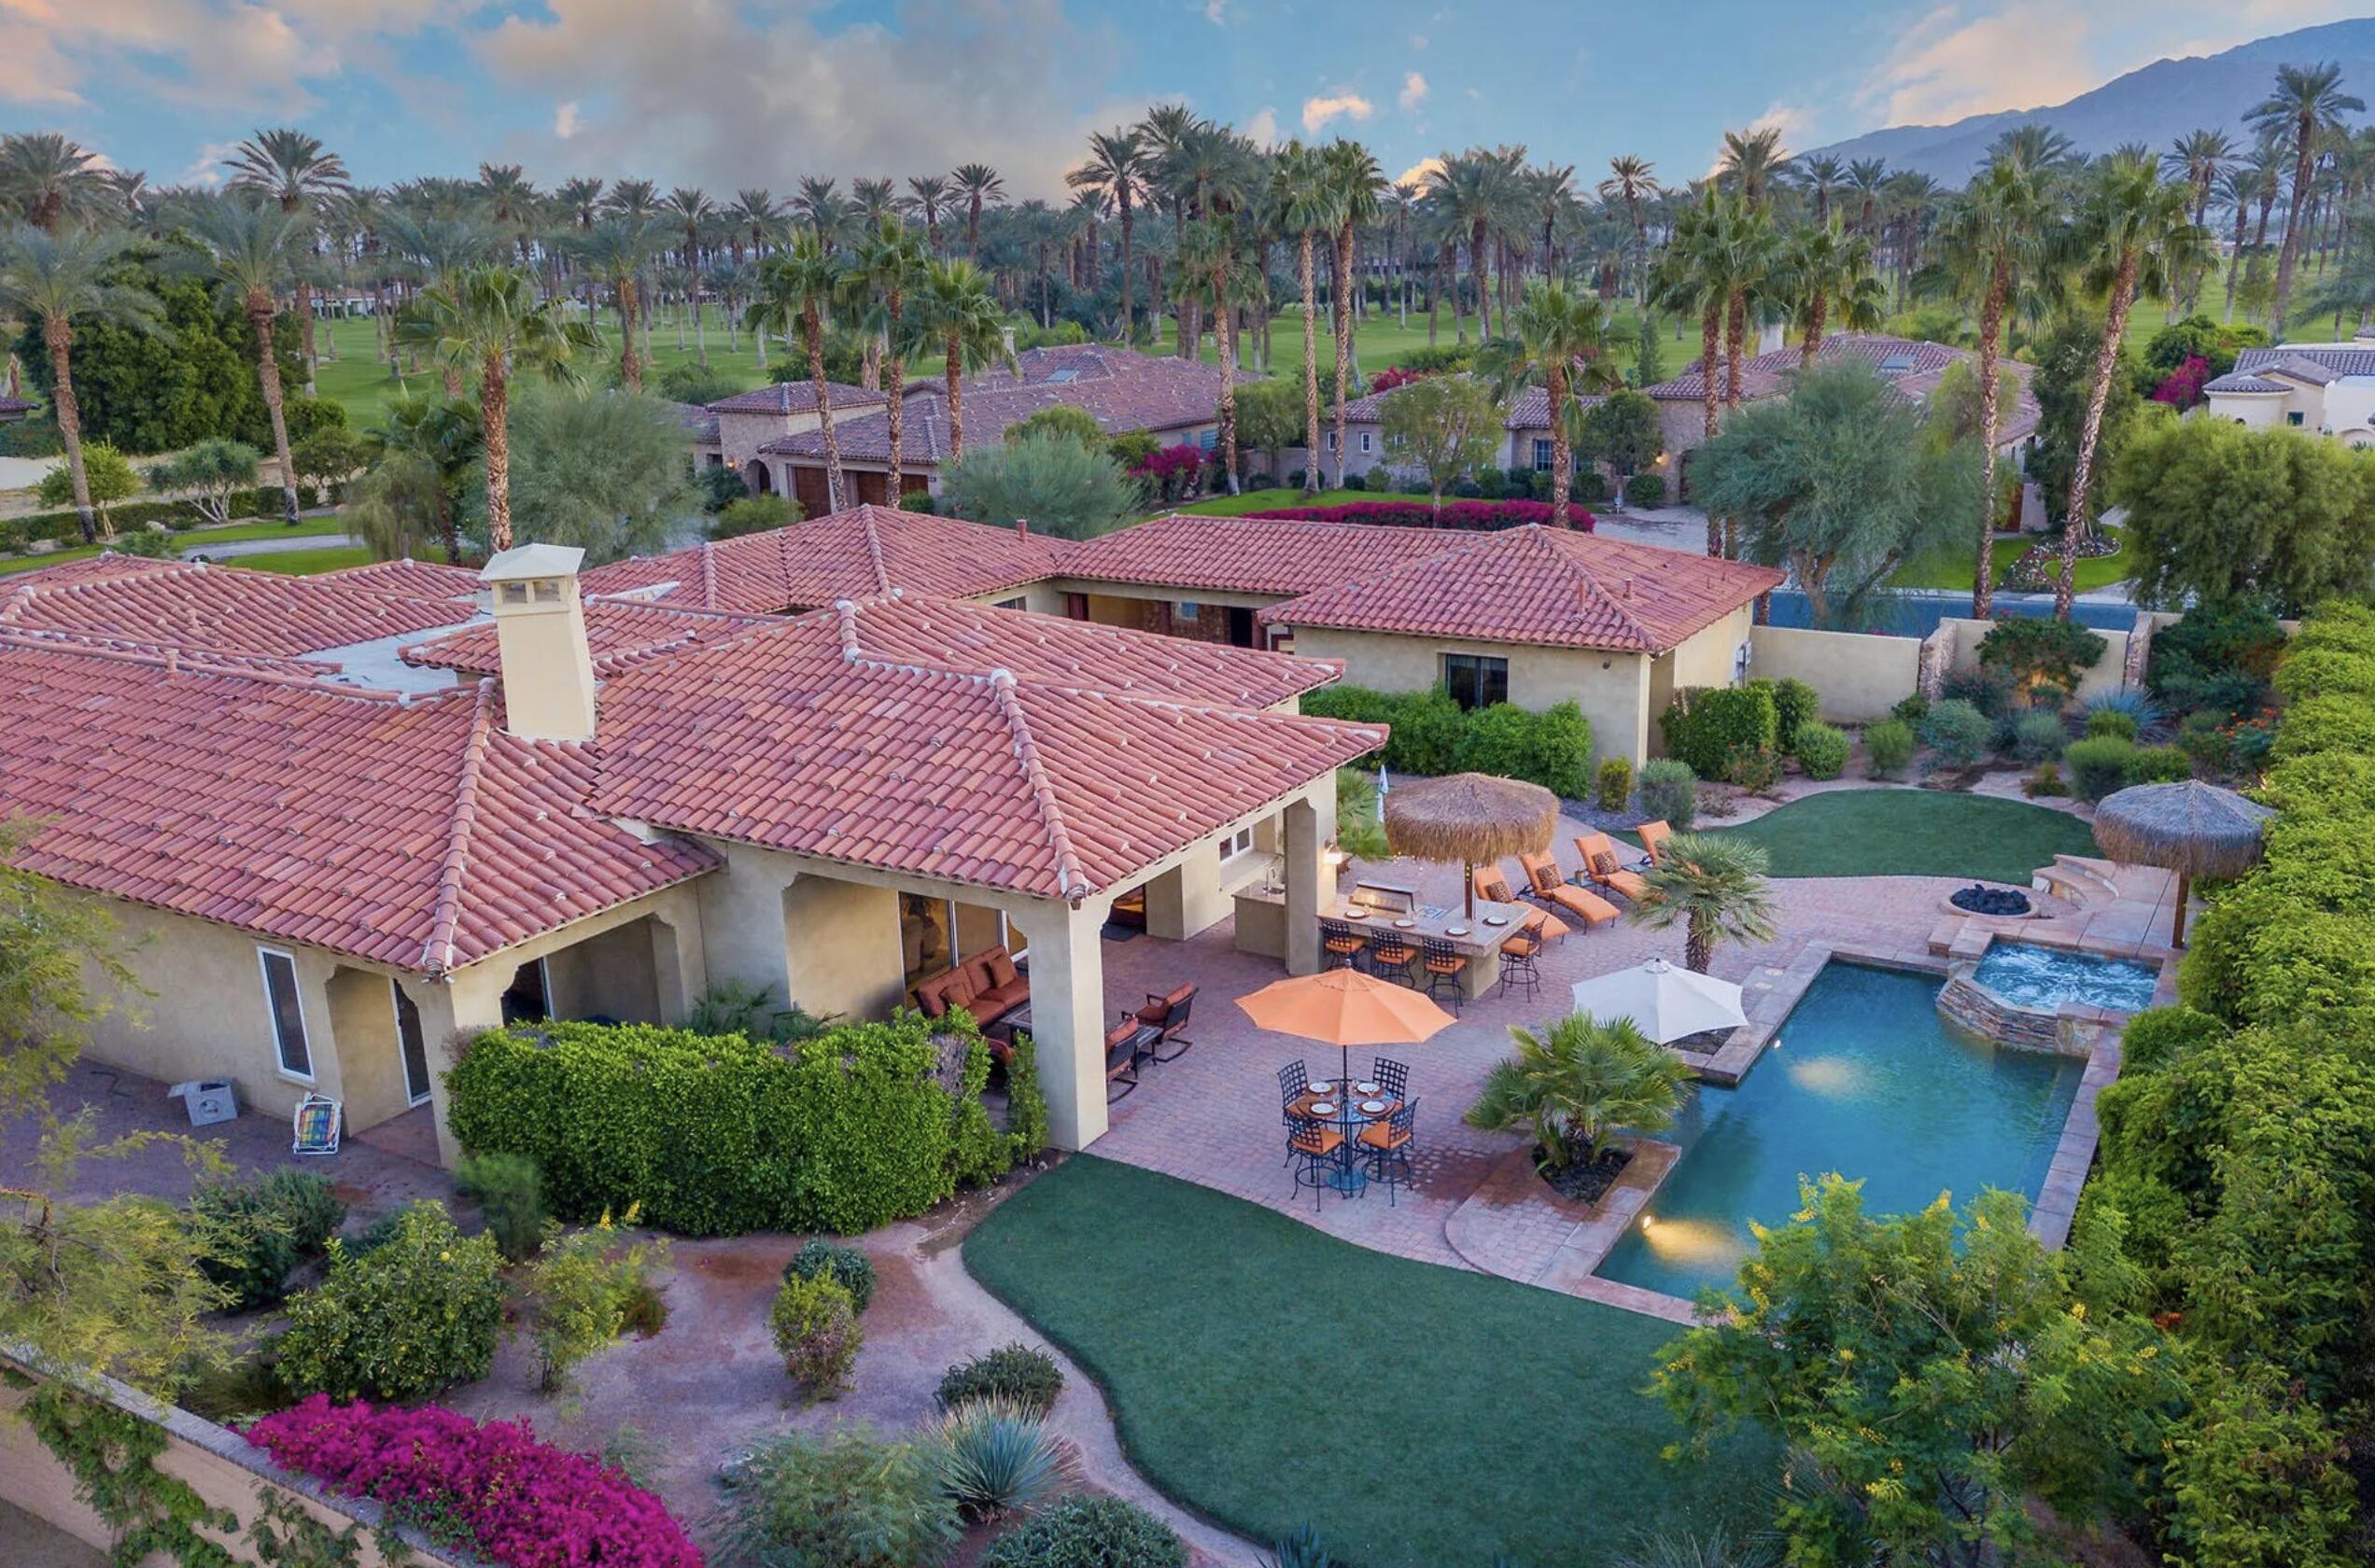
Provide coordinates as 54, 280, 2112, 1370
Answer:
1702, 788, 2099, 882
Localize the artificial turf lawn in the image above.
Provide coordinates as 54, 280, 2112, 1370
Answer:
1703, 788, 2099, 883
962, 1156, 1777, 1568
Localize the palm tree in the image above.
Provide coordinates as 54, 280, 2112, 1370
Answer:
0, 226, 161, 542
393, 266, 598, 553
1717, 126, 1791, 207
569, 218, 659, 392
952, 163, 1005, 261
182, 196, 308, 525
1630, 833, 1778, 973
1779, 219, 1884, 365
852, 217, 930, 499
1178, 216, 1247, 494
2056, 157, 2210, 619
361, 392, 482, 564
1651, 192, 1733, 553
1478, 283, 1614, 529
225, 128, 351, 396
1598, 155, 1659, 300
913, 259, 1012, 459
2164, 129, 2235, 312
1426, 151, 1508, 341
749, 235, 853, 511
1267, 143, 1340, 496
475, 162, 539, 260
1069, 130, 1150, 339
1845, 158, 1890, 237
729, 188, 779, 260
1924, 152, 2059, 617
1324, 140, 1386, 485
602, 178, 661, 221
1797, 153, 1847, 224
555, 177, 605, 229
903, 175, 951, 252
2247, 63, 2365, 335
0, 133, 111, 233
850, 178, 897, 230
1461, 1012, 1690, 1172
384, 211, 497, 393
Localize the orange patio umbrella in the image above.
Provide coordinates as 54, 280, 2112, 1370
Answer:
1236, 968, 1455, 1090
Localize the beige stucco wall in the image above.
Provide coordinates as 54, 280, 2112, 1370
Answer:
1941, 617, 2134, 703
1749, 624, 1922, 722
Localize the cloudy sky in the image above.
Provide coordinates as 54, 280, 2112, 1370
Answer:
1, 0, 2364, 196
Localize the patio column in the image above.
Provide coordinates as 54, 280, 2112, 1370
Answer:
647, 903, 704, 1027
1282, 790, 1331, 976
1014, 900, 1111, 1151
405, 965, 510, 1169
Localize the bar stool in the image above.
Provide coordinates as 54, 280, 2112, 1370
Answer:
1320, 918, 1369, 972
1420, 936, 1469, 1013
1497, 914, 1543, 1001
1364, 928, 1418, 986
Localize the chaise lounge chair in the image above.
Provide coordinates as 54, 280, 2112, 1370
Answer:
1573, 832, 1651, 901
1516, 852, 1618, 930
1637, 819, 1674, 868
1475, 867, 1571, 944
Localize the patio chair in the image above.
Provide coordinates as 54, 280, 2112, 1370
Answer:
1104, 1020, 1144, 1101
1278, 1059, 1310, 1104
1287, 1113, 1347, 1211
1498, 917, 1543, 1001
1359, 1098, 1418, 1206
1420, 936, 1469, 1014
1363, 928, 1418, 986
1517, 852, 1619, 931
290, 1092, 341, 1156
1637, 819, 1674, 868
1320, 918, 1370, 972
1573, 833, 1652, 901
1134, 983, 1197, 1062
1370, 1057, 1410, 1103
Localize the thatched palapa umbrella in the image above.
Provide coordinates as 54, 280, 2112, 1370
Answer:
1383, 772, 1560, 917
2093, 779, 2276, 947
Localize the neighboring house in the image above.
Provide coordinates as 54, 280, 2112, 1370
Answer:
691, 380, 892, 497
2202, 334, 2375, 443
0, 393, 32, 426
1303, 378, 1604, 483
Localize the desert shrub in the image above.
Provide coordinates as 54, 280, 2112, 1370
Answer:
1659, 685, 1778, 778
2124, 744, 2194, 787
899, 489, 935, 513
2026, 762, 2067, 796
930, 1397, 1075, 1518
522, 1209, 666, 1394
1339, 469, 1367, 491
770, 1271, 862, 1399
1862, 720, 1916, 778
721, 1427, 960, 1568
2008, 711, 2070, 764
455, 1151, 546, 1262
2085, 708, 2140, 742
937, 1343, 1064, 1416
1634, 759, 1697, 830
1938, 664, 2018, 718
190, 1169, 344, 1311
1792, 722, 1849, 780
2146, 601, 2286, 720
785, 1239, 877, 1313
1764, 678, 1820, 752
1595, 756, 1635, 813
1976, 616, 2107, 689
1623, 472, 1665, 508
2062, 735, 2137, 802
1917, 698, 1991, 770
276, 1204, 503, 1402
980, 1495, 1188, 1568
1722, 743, 1782, 792
711, 494, 799, 539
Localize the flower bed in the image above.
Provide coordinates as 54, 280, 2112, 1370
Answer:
1241, 498, 1593, 531
247, 1396, 702, 1568
2000, 532, 2121, 593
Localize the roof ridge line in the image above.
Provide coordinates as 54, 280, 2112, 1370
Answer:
1545, 529, 1660, 651
420, 679, 499, 975
0, 626, 415, 699
699, 539, 720, 610
862, 506, 894, 595
987, 670, 1093, 902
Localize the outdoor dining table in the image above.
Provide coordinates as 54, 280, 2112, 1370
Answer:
1288, 1080, 1401, 1196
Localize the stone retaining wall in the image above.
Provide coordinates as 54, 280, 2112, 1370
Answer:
1934, 968, 2093, 1056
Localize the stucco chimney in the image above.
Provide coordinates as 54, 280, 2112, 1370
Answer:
1001, 325, 1017, 361
480, 542, 597, 743
1015, 517, 1029, 537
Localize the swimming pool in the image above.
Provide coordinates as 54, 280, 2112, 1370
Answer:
1972, 942, 2158, 1012
1595, 962, 2084, 1300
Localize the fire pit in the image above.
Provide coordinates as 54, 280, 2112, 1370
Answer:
1951, 884, 2032, 917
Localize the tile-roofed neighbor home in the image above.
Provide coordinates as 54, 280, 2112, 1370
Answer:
0, 560, 478, 661
1261, 524, 1783, 653
403, 597, 779, 678
1060, 512, 1455, 596
709, 381, 889, 415
318, 558, 485, 601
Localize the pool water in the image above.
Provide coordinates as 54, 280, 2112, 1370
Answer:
1595, 962, 2083, 1300
1972, 943, 2158, 1012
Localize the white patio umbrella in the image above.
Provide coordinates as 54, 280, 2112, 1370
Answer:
1568, 957, 1747, 1045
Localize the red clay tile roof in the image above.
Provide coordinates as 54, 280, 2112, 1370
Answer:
589, 598, 1384, 900
403, 599, 779, 678
1059, 513, 1460, 596
581, 504, 1067, 611
0, 552, 195, 594
1260, 525, 1783, 653
317, 558, 484, 600
0, 635, 716, 973
1, 560, 477, 660
709, 381, 889, 415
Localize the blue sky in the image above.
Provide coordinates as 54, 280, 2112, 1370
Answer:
1, 0, 2361, 197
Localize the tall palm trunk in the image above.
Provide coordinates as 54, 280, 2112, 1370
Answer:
1547, 359, 1574, 529
1331, 221, 1356, 488
1428, 241, 1449, 347
1117, 193, 1135, 340
1299, 229, 1321, 496
43, 320, 97, 544
2274, 117, 2316, 336
295, 275, 317, 397
1722, 289, 1747, 410
1686, 911, 1714, 974
943, 336, 967, 456
247, 295, 301, 526
1469, 219, 1492, 339
694, 290, 709, 364
482, 351, 513, 553
1973, 267, 2008, 618
619, 278, 644, 392
2057, 251, 2138, 620
1799, 289, 1829, 367
1699, 302, 1722, 554
2225, 203, 2248, 319
1214, 261, 1242, 496
805, 302, 845, 511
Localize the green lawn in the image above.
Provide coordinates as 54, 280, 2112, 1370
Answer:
0, 517, 346, 577
1166, 486, 1376, 517
1705, 789, 2098, 883
1890, 532, 2133, 595
233, 545, 374, 575
963, 1156, 1776, 1568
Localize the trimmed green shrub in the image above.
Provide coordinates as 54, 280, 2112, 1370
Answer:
937, 1343, 1064, 1416
1634, 759, 1697, 830
1659, 685, 1778, 778
2061, 735, 2136, 801
190, 1169, 345, 1311
1623, 472, 1665, 509
1975, 616, 2107, 688
2084, 708, 2140, 742
899, 489, 936, 514
2114, 1004, 2228, 1073
455, 1151, 546, 1262
1938, 665, 2017, 718
275, 1203, 503, 1402
1764, 679, 1820, 753
1862, 720, 1916, 778
2026, 762, 2067, 796
1890, 692, 1930, 726
981, 1495, 1188, 1568
446, 1014, 1027, 1237
2008, 711, 2069, 764
1792, 722, 1850, 780
2124, 744, 2194, 787
722, 1428, 960, 1568
1525, 701, 1595, 798
1917, 698, 1991, 770
785, 1239, 877, 1314
770, 1271, 862, 1399
1595, 756, 1634, 813
1301, 687, 1588, 795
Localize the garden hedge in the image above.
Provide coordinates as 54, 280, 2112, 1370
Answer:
1299, 685, 1591, 796
445, 1013, 1043, 1237
1657, 684, 1778, 778
0, 483, 330, 553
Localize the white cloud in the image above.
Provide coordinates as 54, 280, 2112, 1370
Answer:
176, 139, 237, 188
1397, 71, 1426, 110
553, 100, 582, 139
1395, 155, 1444, 189
1202, 0, 1227, 22
1300, 91, 1374, 134
0, 0, 462, 112
1858, 3, 2101, 126
1244, 106, 1280, 146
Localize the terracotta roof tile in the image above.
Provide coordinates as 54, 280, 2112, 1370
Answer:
403, 599, 780, 678
708, 380, 888, 414
317, 558, 484, 600
1060, 513, 1455, 596
1, 560, 476, 660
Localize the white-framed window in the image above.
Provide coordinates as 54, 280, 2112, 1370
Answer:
1222, 825, 1256, 859
1176, 601, 1202, 623
1360, 432, 1373, 453
257, 948, 313, 1080
1532, 439, 1554, 471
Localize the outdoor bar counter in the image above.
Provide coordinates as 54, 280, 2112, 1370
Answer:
1232, 880, 1524, 999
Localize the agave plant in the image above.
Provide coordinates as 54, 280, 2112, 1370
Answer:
1608, 1526, 1779, 1568
1264, 1524, 1334, 1568
930, 1396, 1075, 1519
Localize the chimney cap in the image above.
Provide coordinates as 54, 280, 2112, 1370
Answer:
480, 542, 586, 583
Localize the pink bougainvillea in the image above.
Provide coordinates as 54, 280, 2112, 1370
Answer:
1366, 367, 1432, 393
1243, 498, 1595, 532
2151, 355, 2212, 412
1130, 441, 1209, 502
247, 1396, 702, 1568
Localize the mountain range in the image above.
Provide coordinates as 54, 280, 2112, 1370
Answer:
1805, 18, 2375, 182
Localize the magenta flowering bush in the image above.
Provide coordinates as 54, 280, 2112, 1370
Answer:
246, 1395, 702, 1568
1244, 498, 1595, 532
2151, 355, 2213, 411
1129, 442, 1208, 502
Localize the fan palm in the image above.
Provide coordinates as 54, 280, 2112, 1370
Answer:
225, 128, 351, 395
1069, 129, 1150, 339
1266, 143, 1341, 495
2247, 63, 2365, 334
1650, 191, 1733, 553
1323, 140, 1387, 485
393, 265, 598, 553
1629, 833, 1778, 973
569, 218, 659, 392
952, 163, 1005, 261
1461, 1012, 1690, 1172
0, 133, 112, 233
1779, 219, 1883, 365
749, 235, 854, 511
1477, 282, 1616, 528
0, 226, 162, 542
383, 211, 498, 392
360, 392, 482, 564
179, 196, 308, 525
851, 218, 931, 497
912, 259, 1013, 458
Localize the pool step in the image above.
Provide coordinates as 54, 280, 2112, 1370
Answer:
1926, 916, 1967, 957
1947, 926, 1995, 962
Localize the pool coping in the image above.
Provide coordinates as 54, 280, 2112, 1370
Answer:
1443, 1139, 1688, 1321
